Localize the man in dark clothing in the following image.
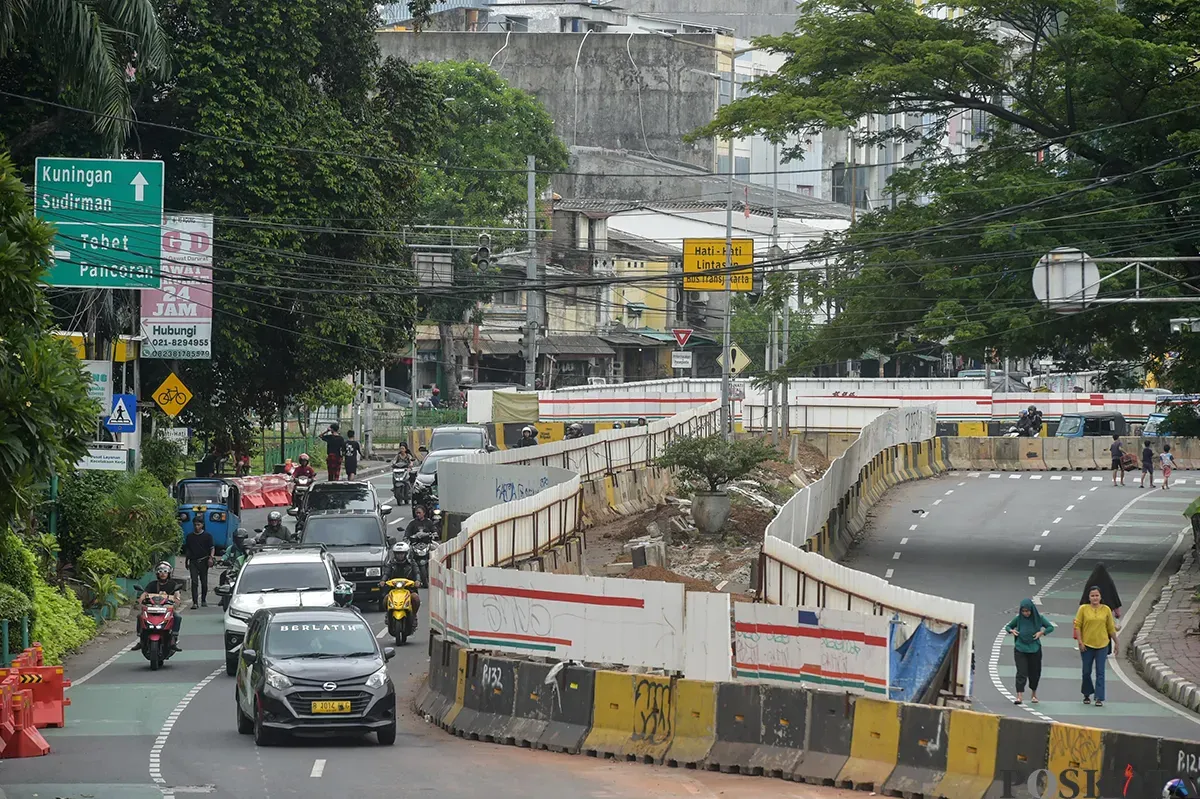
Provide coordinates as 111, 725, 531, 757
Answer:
514, 425, 538, 448
133, 562, 184, 651
321, 423, 346, 481
1109, 434, 1125, 487
183, 518, 215, 608
344, 430, 363, 480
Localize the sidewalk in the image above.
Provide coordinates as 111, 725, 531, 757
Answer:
1132, 547, 1200, 711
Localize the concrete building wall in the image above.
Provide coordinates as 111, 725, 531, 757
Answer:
376, 31, 719, 170
617, 0, 799, 38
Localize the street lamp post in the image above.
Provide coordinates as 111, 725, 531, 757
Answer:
654, 32, 758, 439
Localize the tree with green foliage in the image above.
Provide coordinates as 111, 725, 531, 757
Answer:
657, 435, 782, 493
700, 0, 1200, 382
0, 0, 168, 150
374, 59, 570, 398
0, 152, 96, 534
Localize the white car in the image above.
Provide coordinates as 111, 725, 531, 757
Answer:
217, 547, 353, 676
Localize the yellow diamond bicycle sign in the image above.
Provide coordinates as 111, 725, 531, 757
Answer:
153, 372, 193, 417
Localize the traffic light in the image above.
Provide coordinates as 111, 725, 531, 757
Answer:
473, 233, 491, 268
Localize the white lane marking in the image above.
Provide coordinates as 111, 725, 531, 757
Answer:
1009, 474, 1021, 479
376, 623, 390, 639
1052, 517, 1062, 524
389, 516, 407, 526
989, 490, 1156, 725
1033, 544, 1041, 552
1029, 559, 1036, 567
945, 489, 954, 495
933, 499, 943, 506
1078, 495, 1087, 500
989, 474, 1001, 479
310, 759, 326, 778
968, 472, 981, 477
1028, 576, 1036, 585
1072, 476, 1083, 481
909, 524, 919, 531
885, 568, 894, 579
900, 537, 909, 545
1030, 475, 1042, 480
1051, 475, 1062, 480
958, 481, 966, 486
150, 666, 223, 796
1090, 486, 1098, 491
920, 511, 929, 518
69, 638, 136, 688
1092, 476, 1103, 481
1066, 505, 1075, 511
1041, 530, 1050, 537
892, 552, 902, 560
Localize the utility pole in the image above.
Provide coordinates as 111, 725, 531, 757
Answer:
525, 155, 538, 389
770, 140, 780, 444
719, 50, 736, 441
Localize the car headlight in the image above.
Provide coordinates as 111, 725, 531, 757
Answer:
365, 666, 389, 689
228, 607, 252, 622
365, 567, 381, 578
265, 668, 292, 691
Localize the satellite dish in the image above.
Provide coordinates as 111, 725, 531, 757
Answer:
1032, 247, 1100, 313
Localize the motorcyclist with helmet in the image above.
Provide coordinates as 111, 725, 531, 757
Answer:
636, 417, 648, 426
1165, 779, 1191, 798
404, 504, 438, 542
291, 453, 316, 480
514, 425, 538, 448
133, 562, 184, 652
565, 423, 585, 440
256, 510, 293, 546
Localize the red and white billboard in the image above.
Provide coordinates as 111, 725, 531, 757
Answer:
141, 214, 213, 359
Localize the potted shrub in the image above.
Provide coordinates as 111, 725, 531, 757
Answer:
656, 435, 781, 535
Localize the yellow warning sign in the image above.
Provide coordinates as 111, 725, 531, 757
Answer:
153, 372, 193, 417
18, 673, 43, 684
717, 344, 752, 375
682, 238, 754, 292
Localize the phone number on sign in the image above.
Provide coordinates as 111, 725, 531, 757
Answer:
144, 347, 209, 359
148, 338, 210, 348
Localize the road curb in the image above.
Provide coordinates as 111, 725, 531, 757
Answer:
1131, 548, 1200, 711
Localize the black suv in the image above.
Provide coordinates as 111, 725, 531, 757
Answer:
234, 606, 397, 745
290, 481, 392, 530
297, 511, 393, 608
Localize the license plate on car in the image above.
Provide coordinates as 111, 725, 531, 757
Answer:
311, 700, 351, 714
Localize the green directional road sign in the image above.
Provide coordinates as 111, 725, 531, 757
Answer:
34, 157, 165, 289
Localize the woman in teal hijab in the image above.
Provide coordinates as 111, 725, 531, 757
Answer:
1006, 598, 1055, 704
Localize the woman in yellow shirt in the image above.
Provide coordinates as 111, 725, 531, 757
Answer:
1074, 586, 1118, 706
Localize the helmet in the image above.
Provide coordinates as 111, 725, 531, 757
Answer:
612, 422, 624, 430
1165, 779, 1191, 798
155, 561, 172, 577
432, 386, 440, 394
1029, 405, 1037, 412
637, 417, 647, 426
567, 423, 584, 438
299, 453, 310, 462
267, 510, 282, 526
522, 425, 536, 437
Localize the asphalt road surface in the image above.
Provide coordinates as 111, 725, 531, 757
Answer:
0, 468, 862, 799
849, 467, 1200, 739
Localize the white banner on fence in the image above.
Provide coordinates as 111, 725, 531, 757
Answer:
465, 566, 685, 670
438, 462, 575, 515
733, 603, 890, 696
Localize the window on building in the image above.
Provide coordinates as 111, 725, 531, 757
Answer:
734, 156, 750, 177
718, 71, 732, 105
717, 154, 731, 175
493, 289, 521, 306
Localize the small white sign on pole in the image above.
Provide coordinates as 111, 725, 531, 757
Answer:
82, 360, 113, 414
162, 427, 190, 451
77, 447, 129, 472
671, 350, 693, 370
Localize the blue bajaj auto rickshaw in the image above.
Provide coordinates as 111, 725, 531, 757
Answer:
174, 478, 241, 553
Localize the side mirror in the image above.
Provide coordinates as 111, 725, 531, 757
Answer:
383, 647, 396, 661
242, 649, 258, 665
418, 446, 428, 454
380, 504, 393, 516
254, 527, 264, 534
215, 584, 232, 597
386, 536, 395, 547
486, 444, 497, 452
286, 508, 297, 516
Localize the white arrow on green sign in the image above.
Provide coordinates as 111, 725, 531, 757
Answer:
34, 157, 165, 289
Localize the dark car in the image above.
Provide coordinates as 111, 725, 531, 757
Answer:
297, 511, 393, 608
234, 606, 396, 745
289, 481, 392, 530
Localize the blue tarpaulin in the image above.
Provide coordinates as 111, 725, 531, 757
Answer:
888, 620, 959, 703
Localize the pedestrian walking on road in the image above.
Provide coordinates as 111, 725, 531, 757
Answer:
344, 430, 363, 480
1161, 444, 1176, 490
183, 518, 215, 609
1006, 598, 1054, 705
1141, 441, 1155, 488
1110, 435, 1125, 486
1075, 586, 1118, 706
321, 422, 346, 481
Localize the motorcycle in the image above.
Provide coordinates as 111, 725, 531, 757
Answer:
382, 576, 419, 645
392, 461, 417, 504
134, 591, 178, 670
409, 530, 434, 588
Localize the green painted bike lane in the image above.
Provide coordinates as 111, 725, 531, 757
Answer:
2, 608, 228, 799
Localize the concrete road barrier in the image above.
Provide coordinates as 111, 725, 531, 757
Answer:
753, 685, 807, 778
988, 715, 1050, 798
881, 703, 949, 797
835, 696, 900, 790
1017, 439, 1047, 470
663, 679, 716, 768
933, 709, 999, 799
793, 690, 855, 785
582, 671, 675, 763
707, 682, 764, 774
1099, 729, 1160, 798
1043, 438, 1072, 470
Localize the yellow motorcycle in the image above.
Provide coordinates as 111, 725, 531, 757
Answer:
382, 577, 419, 645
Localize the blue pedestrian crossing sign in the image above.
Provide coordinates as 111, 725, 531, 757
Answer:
105, 393, 137, 433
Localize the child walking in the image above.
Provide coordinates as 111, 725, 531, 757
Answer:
1160, 444, 1175, 490
1140, 441, 1155, 489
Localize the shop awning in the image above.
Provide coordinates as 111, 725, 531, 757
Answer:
633, 330, 719, 347
474, 337, 523, 356
541, 336, 615, 358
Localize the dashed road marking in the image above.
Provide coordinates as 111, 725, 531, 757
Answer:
1090, 486, 1098, 491
945, 489, 954, 495
909, 524, 918, 531
1033, 544, 1041, 552
1028, 576, 1036, 585
989, 474, 1001, 479
958, 481, 966, 486
1052, 517, 1062, 524
1030, 475, 1042, 480
933, 499, 942, 505
310, 760, 326, 778
1051, 475, 1062, 480
1092, 476, 1103, 481
1066, 505, 1075, 511
1009, 474, 1021, 479
1072, 476, 1083, 481
1029, 559, 1036, 567
885, 568, 894, 579
892, 552, 902, 560
150, 666, 223, 797
920, 511, 929, 518
1041, 530, 1050, 537
900, 537, 909, 545
968, 472, 981, 477
1078, 495, 1087, 500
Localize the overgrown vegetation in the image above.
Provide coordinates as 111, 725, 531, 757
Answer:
657, 435, 783, 493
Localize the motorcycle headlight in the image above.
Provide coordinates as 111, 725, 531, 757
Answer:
365, 666, 389, 689
228, 607, 252, 622
265, 668, 292, 691
366, 567, 381, 578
